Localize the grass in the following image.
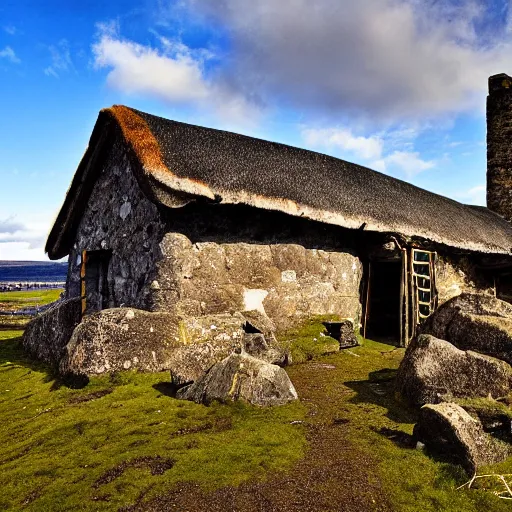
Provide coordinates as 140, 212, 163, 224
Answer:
284, 317, 512, 511
0, 330, 306, 511
277, 314, 342, 363
0, 289, 63, 330
0, 288, 63, 311
2, 311, 512, 510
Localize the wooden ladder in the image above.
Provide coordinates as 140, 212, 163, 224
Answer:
411, 248, 438, 326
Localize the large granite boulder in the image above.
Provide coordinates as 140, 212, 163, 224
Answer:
414, 403, 510, 474
22, 298, 81, 367
422, 293, 512, 365
395, 334, 512, 405
176, 352, 298, 406
167, 313, 246, 386
59, 308, 180, 375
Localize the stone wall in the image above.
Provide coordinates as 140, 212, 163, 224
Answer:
152, 234, 362, 331
66, 140, 166, 309
436, 253, 494, 305
150, 202, 364, 332
67, 147, 363, 331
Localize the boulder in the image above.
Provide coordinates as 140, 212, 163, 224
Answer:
322, 319, 358, 348
176, 353, 298, 406
422, 293, 512, 365
59, 308, 180, 375
22, 298, 81, 367
414, 402, 510, 473
243, 333, 289, 366
168, 313, 246, 386
395, 334, 512, 405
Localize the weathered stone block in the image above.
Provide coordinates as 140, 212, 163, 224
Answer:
224, 243, 278, 288
395, 334, 512, 405
168, 313, 246, 386
242, 309, 277, 340
191, 242, 228, 281
181, 280, 245, 315
22, 298, 81, 367
327, 253, 362, 293
176, 353, 298, 406
59, 308, 180, 375
414, 403, 510, 474
304, 249, 330, 278
270, 244, 307, 276
421, 293, 512, 365
243, 333, 288, 366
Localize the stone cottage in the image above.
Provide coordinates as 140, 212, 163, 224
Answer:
24, 73, 512, 376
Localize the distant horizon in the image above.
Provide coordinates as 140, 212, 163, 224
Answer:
0, 260, 67, 264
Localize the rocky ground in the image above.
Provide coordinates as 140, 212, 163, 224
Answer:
3, 313, 512, 511
128, 359, 394, 512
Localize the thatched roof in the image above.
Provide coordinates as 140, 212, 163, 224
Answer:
46, 105, 512, 259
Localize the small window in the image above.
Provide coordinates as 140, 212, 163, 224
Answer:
81, 249, 112, 314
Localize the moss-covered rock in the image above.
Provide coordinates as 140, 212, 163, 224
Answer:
22, 298, 81, 367
59, 308, 180, 375
176, 352, 298, 406
414, 402, 510, 474
395, 334, 512, 405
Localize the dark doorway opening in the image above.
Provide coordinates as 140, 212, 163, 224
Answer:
84, 249, 112, 313
365, 260, 402, 344
497, 271, 512, 304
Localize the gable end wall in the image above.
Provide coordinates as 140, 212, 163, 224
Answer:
66, 140, 165, 309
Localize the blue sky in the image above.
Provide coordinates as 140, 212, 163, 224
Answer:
0, 0, 511, 260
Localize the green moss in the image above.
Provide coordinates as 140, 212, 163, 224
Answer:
3, 307, 512, 510
277, 315, 342, 364
454, 397, 512, 420
287, 336, 512, 512
0, 331, 306, 511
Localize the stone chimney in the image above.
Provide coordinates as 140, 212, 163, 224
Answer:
487, 73, 512, 223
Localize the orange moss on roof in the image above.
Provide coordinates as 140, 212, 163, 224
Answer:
103, 105, 168, 175
104, 105, 214, 197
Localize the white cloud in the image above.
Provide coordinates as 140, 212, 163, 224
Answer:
92, 27, 259, 125
44, 40, 73, 77
383, 151, 435, 177
301, 124, 435, 177
0, 217, 24, 234
181, 0, 512, 122
0, 216, 51, 261
0, 243, 48, 261
301, 127, 383, 160
93, 34, 210, 102
455, 184, 486, 205
0, 46, 20, 64
3, 25, 16, 35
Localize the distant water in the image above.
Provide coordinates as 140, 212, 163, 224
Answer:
0, 261, 67, 283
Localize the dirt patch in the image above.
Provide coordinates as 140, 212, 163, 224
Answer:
170, 417, 233, 437
93, 456, 175, 489
68, 389, 113, 404
20, 489, 41, 506
124, 360, 392, 512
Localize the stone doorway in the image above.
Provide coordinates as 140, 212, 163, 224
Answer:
81, 249, 112, 314
364, 260, 402, 345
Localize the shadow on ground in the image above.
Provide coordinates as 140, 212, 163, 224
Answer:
0, 334, 90, 389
